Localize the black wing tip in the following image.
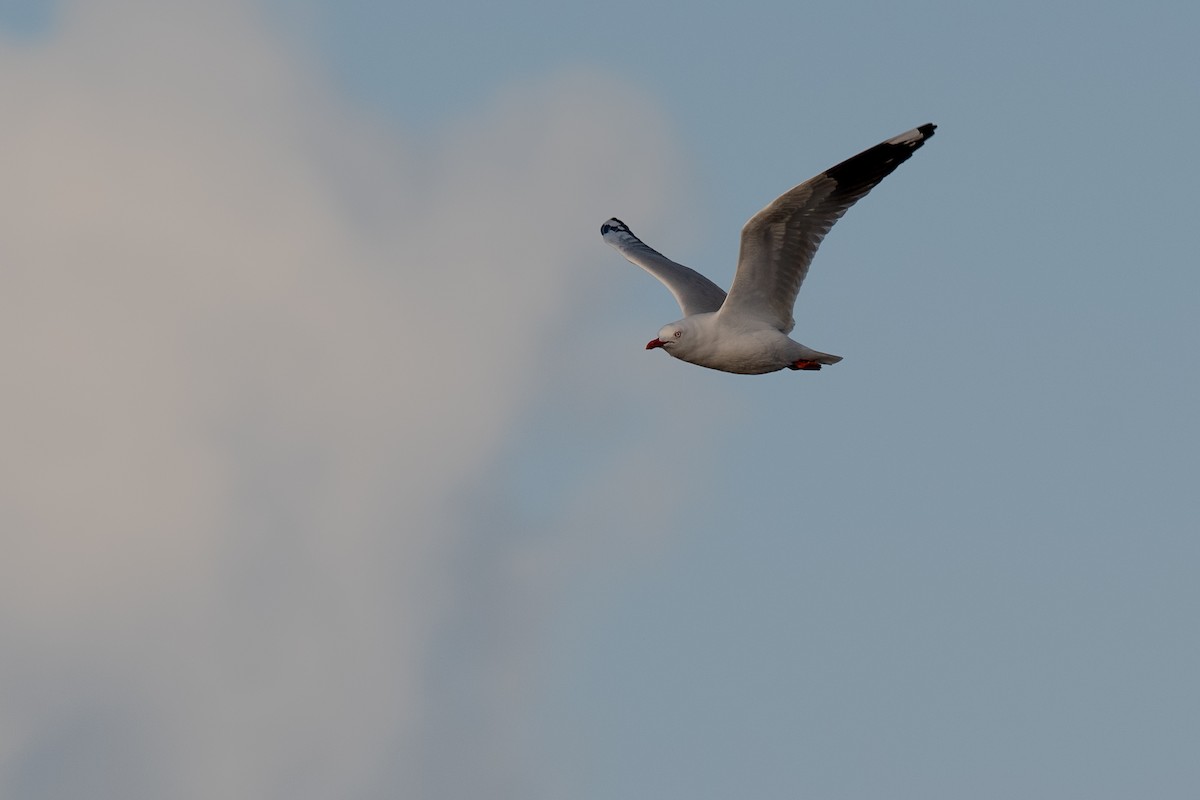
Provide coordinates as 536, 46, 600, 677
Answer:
824, 123, 938, 191
600, 217, 629, 236
889, 123, 937, 151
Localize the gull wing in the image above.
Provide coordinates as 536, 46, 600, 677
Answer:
601, 218, 727, 317
720, 123, 936, 333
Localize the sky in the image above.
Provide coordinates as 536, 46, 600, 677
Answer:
1, 0, 1198, 798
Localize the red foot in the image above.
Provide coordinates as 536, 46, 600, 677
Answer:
788, 360, 822, 371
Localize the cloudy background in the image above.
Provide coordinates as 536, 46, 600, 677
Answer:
2, 0, 1198, 798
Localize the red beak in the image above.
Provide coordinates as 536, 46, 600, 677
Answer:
645, 338, 665, 350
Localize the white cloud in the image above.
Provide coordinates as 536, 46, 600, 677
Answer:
0, 2, 702, 797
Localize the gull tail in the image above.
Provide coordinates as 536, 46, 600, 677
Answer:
805, 348, 842, 365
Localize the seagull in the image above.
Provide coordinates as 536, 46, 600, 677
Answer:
601, 123, 936, 374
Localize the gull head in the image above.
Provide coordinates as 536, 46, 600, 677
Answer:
646, 321, 687, 353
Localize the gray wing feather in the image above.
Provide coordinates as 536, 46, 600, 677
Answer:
721, 123, 936, 333
601, 218, 726, 317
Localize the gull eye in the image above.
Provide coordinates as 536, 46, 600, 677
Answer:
673, 330, 682, 339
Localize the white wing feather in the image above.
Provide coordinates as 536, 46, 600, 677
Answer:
720, 123, 936, 332
601, 218, 726, 317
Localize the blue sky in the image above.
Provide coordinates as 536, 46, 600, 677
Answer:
2, 1, 1199, 798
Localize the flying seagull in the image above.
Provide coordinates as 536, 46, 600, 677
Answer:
601, 123, 936, 374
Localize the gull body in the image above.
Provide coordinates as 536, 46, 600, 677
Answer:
602, 123, 936, 375
645, 312, 837, 375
